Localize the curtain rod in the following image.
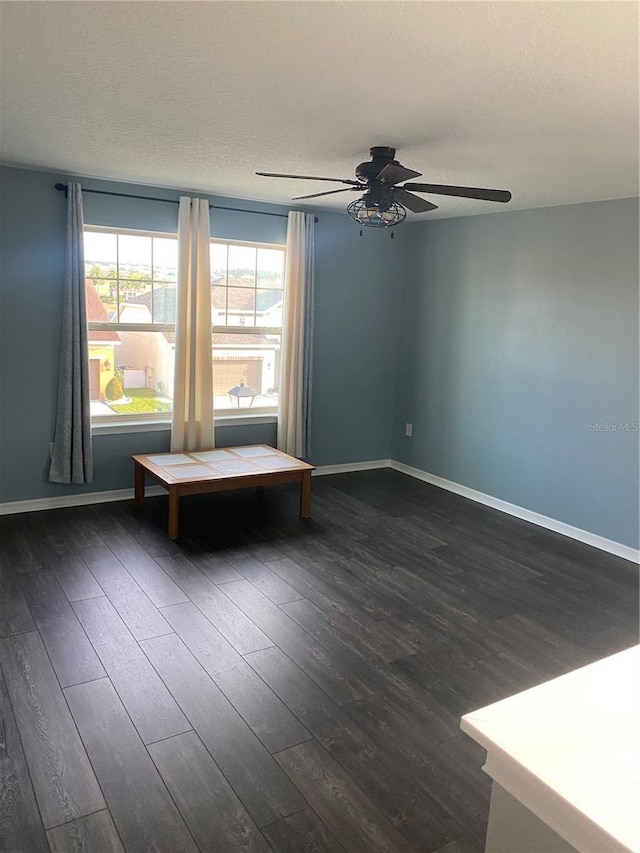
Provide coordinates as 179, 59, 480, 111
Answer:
54, 183, 318, 223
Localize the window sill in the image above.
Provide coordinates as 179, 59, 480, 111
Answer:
216, 413, 277, 427
92, 412, 277, 436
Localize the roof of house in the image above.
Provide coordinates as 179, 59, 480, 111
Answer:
123, 279, 282, 323
213, 333, 279, 346
211, 282, 282, 314
85, 280, 120, 343
122, 286, 176, 324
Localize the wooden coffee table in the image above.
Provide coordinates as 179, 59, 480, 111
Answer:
132, 445, 315, 540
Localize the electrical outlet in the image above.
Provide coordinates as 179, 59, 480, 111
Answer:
405, 423, 413, 437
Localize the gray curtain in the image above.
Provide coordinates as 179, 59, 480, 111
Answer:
49, 183, 93, 483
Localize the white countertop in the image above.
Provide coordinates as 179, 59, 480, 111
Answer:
461, 645, 640, 853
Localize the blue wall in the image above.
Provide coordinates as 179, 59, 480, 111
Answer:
393, 198, 639, 548
0, 165, 402, 501
1, 164, 638, 549
312, 216, 404, 466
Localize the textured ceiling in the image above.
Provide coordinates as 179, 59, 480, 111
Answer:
0, 1, 638, 220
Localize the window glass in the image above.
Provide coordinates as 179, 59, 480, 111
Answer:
89, 280, 118, 321
256, 289, 283, 327
86, 229, 284, 421
118, 279, 153, 323
118, 234, 151, 274
88, 332, 174, 418
226, 288, 256, 327
212, 332, 280, 411
257, 248, 284, 289
85, 231, 117, 272
153, 237, 178, 281
211, 282, 227, 325
152, 282, 177, 325
210, 242, 228, 285
228, 245, 256, 287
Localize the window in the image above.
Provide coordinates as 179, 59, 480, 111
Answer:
84, 226, 285, 423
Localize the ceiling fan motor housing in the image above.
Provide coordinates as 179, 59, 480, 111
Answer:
355, 146, 399, 183
363, 184, 395, 211
370, 146, 396, 160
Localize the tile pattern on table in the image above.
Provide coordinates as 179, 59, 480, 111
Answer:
209, 459, 260, 475
254, 456, 300, 470
233, 446, 279, 458
191, 449, 236, 462
163, 464, 216, 479
145, 453, 192, 466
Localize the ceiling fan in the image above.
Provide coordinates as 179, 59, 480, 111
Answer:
257, 146, 512, 227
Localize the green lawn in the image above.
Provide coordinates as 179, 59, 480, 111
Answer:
108, 387, 171, 414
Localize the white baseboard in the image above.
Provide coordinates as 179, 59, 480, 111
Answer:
0, 464, 392, 513
390, 460, 639, 564
313, 459, 391, 477
0, 485, 166, 515
1, 458, 637, 563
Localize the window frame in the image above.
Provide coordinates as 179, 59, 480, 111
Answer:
85, 225, 285, 429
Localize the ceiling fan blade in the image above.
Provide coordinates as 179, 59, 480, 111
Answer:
376, 163, 422, 185
292, 187, 361, 200
404, 183, 512, 203
393, 188, 438, 213
256, 172, 361, 186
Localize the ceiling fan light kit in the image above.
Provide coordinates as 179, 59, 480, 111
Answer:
256, 147, 512, 228
347, 196, 406, 227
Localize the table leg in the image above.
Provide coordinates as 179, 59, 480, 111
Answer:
300, 471, 312, 519
134, 461, 145, 507
168, 488, 180, 540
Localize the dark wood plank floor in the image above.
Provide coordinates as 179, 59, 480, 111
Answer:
1, 469, 637, 852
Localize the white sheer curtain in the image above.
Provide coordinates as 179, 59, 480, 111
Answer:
171, 197, 214, 451
49, 182, 93, 483
277, 211, 315, 458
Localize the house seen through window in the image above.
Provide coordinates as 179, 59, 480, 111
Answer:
84, 227, 285, 421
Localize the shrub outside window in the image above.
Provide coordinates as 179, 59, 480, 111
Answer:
84, 227, 284, 422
